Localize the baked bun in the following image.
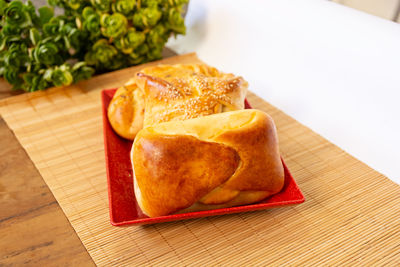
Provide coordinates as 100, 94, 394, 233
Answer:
135, 64, 248, 127
107, 79, 145, 140
107, 63, 248, 140
131, 109, 284, 217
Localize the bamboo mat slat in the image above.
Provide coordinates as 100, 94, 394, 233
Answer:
1, 53, 399, 266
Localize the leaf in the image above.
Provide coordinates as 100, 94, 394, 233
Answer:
161, 0, 188, 6
22, 72, 35, 85
38, 6, 54, 25
67, 27, 81, 49
100, 13, 128, 38
83, 13, 100, 35
36, 76, 49, 91
91, 0, 112, 13
4, 1, 32, 28
4, 67, 23, 89
132, 5, 161, 29
72, 61, 85, 70
89, 39, 118, 65
26, 0, 41, 27
2, 24, 22, 36
112, 0, 136, 16
114, 28, 145, 54
147, 24, 168, 47
43, 68, 53, 81
0, 34, 6, 51
82, 7, 96, 19
67, 0, 81, 10
166, 8, 186, 34
4, 43, 29, 68
47, 0, 61, 7
51, 67, 73, 86
33, 41, 62, 65
0, 0, 7, 16
72, 61, 94, 82
29, 28, 41, 46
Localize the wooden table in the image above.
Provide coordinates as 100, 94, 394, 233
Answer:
0, 81, 94, 266
0, 49, 175, 266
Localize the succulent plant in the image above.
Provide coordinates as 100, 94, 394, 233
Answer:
0, 0, 187, 92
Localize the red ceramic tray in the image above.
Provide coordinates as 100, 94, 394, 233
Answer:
102, 88, 305, 226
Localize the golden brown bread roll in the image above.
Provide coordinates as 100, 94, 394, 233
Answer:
107, 63, 248, 140
131, 109, 284, 217
107, 79, 145, 140
135, 63, 248, 127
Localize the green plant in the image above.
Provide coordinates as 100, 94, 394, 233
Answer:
0, 0, 187, 92
0, 0, 94, 91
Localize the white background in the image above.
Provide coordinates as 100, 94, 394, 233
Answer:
167, 0, 400, 183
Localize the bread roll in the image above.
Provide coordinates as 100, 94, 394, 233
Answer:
131, 109, 284, 217
107, 79, 145, 140
107, 63, 248, 140
135, 63, 248, 127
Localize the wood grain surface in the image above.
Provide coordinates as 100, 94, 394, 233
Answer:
0, 53, 399, 266
0, 118, 94, 267
0, 80, 96, 266
0, 49, 175, 266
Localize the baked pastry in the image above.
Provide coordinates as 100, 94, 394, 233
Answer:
131, 109, 284, 217
135, 64, 248, 127
107, 63, 248, 140
107, 79, 145, 140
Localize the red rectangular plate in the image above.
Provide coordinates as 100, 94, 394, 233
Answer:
102, 88, 305, 226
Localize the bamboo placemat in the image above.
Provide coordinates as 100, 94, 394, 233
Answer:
1, 53, 399, 266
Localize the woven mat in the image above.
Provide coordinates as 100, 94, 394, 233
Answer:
1, 53, 399, 266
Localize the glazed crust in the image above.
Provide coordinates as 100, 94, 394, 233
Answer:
107, 80, 145, 140
107, 64, 248, 140
135, 64, 248, 127
133, 135, 240, 217
132, 109, 284, 217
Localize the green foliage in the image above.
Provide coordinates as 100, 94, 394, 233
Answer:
112, 0, 136, 16
71, 61, 96, 82
85, 39, 118, 66
166, 8, 185, 34
33, 40, 62, 65
0, 0, 188, 92
100, 13, 128, 38
4, 1, 32, 28
114, 28, 145, 54
81, 7, 100, 37
132, 4, 162, 29
43, 64, 73, 87
91, 0, 111, 13
38, 6, 54, 25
